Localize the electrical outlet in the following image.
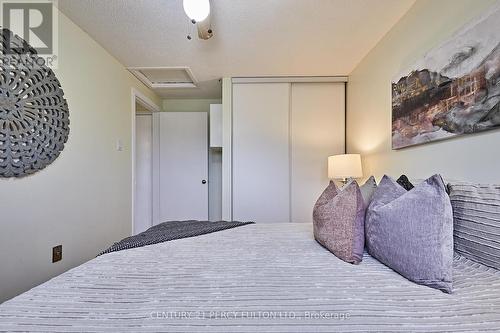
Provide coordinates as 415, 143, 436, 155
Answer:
52, 245, 62, 263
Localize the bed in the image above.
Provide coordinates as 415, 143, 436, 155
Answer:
1, 223, 499, 332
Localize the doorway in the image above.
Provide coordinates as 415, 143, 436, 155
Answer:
133, 92, 215, 234
132, 89, 160, 235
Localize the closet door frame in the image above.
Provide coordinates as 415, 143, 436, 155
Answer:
232, 76, 348, 84
226, 77, 348, 222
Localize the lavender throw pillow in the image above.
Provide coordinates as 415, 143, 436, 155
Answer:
313, 180, 365, 264
365, 175, 453, 293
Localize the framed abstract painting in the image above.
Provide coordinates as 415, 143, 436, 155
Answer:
391, 3, 500, 149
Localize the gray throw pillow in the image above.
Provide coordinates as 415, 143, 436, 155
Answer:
365, 175, 454, 293
360, 176, 377, 206
448, 182, 500, 270
313, 180, 365, 264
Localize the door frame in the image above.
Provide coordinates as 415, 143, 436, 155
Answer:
131, 88, 160, 236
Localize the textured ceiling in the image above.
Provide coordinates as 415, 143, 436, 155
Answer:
58, 0, 415, 99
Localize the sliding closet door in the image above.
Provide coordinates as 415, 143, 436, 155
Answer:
232, 83, 290, 223
290, 83, 345, 223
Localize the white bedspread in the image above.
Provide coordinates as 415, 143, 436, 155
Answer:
1, 223, 500, 332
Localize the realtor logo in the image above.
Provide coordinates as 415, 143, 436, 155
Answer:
0, 0, 58, 68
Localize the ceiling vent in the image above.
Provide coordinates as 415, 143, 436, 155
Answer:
127, 67, 198, 89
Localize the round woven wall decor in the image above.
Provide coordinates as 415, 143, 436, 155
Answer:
0, 28, 70, 178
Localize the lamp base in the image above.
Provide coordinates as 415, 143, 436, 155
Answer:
340, 177, 354, 185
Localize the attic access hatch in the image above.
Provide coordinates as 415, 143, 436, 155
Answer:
128, 67, 198, 89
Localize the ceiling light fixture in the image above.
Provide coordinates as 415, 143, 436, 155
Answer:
183, 0, 210, 23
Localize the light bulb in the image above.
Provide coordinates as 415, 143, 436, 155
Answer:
183, 0, 210, 22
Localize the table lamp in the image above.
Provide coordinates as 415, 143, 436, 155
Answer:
328, 154, 363, 184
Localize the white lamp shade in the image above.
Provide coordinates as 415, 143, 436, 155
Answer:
183, 0, 210, 22
328, 154, 363, 180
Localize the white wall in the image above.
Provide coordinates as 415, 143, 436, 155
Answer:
0, 12, 160, 303
347, 0, 500, 183
162, 99, 223, 221
163, 99, 222, 113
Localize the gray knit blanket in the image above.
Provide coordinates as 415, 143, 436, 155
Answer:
99, 220, 254, 256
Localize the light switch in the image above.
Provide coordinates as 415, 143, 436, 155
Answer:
116, 139, 124, 152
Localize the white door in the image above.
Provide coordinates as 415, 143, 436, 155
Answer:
232, 83, 291, 223
159, 112, 208, 221
134, 114, 153, 234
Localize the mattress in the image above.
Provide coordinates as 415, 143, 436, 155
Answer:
1, 223, 499, 332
